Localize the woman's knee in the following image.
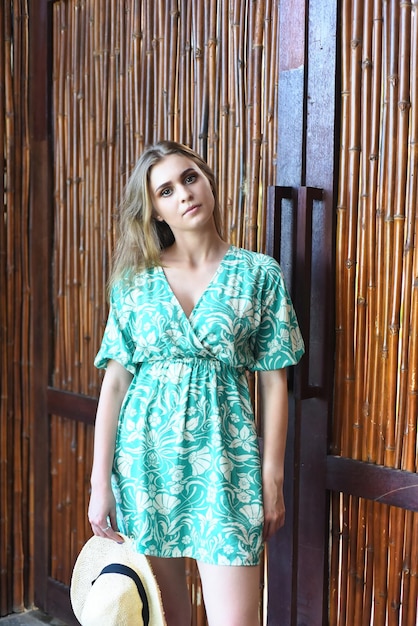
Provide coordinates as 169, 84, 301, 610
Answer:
197, 561, 261, 626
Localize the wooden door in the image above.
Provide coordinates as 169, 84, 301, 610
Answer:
265, 2, 339, 623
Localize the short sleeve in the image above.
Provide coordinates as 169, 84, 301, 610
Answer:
249, 260, 304, 371
94, 287, 136, 374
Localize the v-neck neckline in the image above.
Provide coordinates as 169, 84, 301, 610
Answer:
158, 245, 233, 321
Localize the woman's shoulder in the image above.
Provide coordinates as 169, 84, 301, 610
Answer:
109, 267, 155, 301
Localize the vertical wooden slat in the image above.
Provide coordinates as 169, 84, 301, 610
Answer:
0, 1, 8, 612
364, 0, 383, 464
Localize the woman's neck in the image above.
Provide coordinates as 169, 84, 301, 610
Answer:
161, 233, 229, 267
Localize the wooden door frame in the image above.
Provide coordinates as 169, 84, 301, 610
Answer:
29, 0, 54, 616
265, 1, 339, 624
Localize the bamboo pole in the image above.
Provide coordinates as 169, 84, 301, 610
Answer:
375, 0, 397, 467
143, 0, 153, 145
178, 0, 192, 145
404, 511, 418, 626
404, 276, 418, 470
373, 7, 399, 618
228, 0, 242, 246
353, 0, 373, 463
343, 5, 364, 619
198, 0, 208, 152
367, 5, 386, 466
387, 0, 412, 471
364, 0, 383, 463
344, 0, 363, 458
168, 0, 179, 141
259, 0, 278, 252
384, 0, 410, 471
339, 493, 350, 624
218, 0, 229, 234
333, 0, 351, 457
362, 499, 374, 626
387, 507, 405, 626
346, 496, 360, 624
205, 0, 215, 168
233, 0, 245, 247
401, 1, 418, 474
247, 0, 264, 252
373, 503, 389, 625
353, 498, 367, 624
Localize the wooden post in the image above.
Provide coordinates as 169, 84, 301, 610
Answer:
28, 0, 52, 614
267, 1, 338, 624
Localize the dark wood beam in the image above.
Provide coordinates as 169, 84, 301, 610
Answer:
47, 388, 97, 425
29, 0, 53, 612
326, 456, 418, 512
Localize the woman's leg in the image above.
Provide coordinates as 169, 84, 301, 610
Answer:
147, 556, 191, 626
197, 561, 261, 626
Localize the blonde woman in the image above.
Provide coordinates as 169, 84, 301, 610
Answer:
88, 141, 304, 625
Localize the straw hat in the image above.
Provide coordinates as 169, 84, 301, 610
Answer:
70, 534, 166, 626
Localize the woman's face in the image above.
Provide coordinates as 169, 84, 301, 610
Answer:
149, 153, 215, 235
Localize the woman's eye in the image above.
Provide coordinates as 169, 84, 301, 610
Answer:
185, 173, 197, 184
160, 188, 172, 197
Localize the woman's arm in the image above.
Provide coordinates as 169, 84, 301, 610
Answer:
88, 359, 133, 541
258, 367, 288, 541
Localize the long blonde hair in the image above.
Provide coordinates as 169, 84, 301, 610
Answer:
109, 141, 223, 289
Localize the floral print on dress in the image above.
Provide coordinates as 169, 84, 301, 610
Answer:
95, 246, 304, 565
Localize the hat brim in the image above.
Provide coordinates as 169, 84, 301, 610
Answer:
70, 534, 165, 626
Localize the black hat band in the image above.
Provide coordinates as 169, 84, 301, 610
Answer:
93, 563, 150, 626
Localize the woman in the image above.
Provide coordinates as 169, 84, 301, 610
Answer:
88, 141, 304, 625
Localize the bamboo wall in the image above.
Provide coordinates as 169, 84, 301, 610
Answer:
0, 1, 32, 616
2, 0, 417, 624
331, 1, 418, 624
50, 1, 279, 624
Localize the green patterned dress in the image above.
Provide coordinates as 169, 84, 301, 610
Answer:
94, 246, 304, 566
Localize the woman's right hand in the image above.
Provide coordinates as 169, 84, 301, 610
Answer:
88, 483, 123, 542
88, 361, 132, 543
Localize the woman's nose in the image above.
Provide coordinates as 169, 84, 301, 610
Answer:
178, 184, 192, 201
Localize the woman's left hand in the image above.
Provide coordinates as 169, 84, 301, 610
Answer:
262, 468, 285, 541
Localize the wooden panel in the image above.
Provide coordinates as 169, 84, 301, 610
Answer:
331, 1, 418, 624
30, 0, 53, 614
46, 580, 78, 626
327, 456, 418, 512
270, 1, 339, 625
47, 388, 97, 425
